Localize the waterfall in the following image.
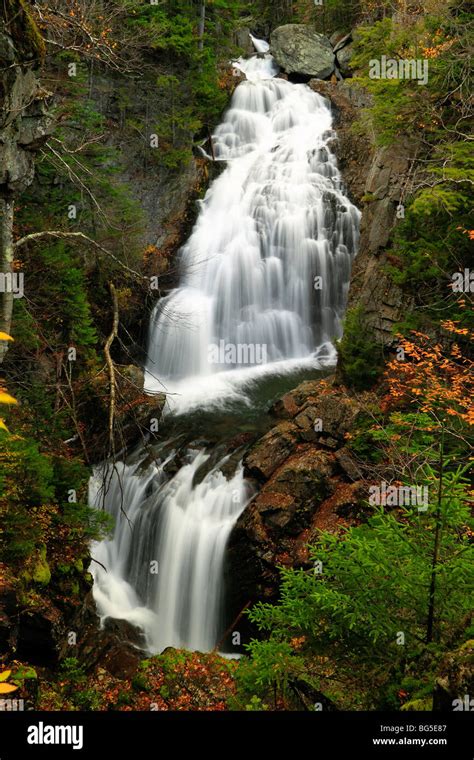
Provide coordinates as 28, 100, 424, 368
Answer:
90, 40, 360, 654
144, 47, 360, 414
90, 450, 251, 653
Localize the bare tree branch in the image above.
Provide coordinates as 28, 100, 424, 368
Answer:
14, 230, 145, 280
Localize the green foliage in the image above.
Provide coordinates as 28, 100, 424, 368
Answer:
386, 140, 473, 328
238, 466, 473, 709
58, 658, 101, 710
36, 242, 98, 350
349, 6, 473, 331
0, 432, 111, 564
337, 305, 384, 390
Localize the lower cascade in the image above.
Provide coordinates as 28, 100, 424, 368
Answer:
90, 449, 251, 653
90, 39, 360, 654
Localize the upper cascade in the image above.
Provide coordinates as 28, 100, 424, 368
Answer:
145, 41, 360, 409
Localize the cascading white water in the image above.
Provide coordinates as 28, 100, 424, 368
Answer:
91, 40, 360, 654
144, 47, 360, 413
91, 449, 251, 653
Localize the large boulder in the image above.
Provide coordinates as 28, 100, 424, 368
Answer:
270, 25, 334, 80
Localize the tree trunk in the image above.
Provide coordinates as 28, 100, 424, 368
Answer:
426, 433, 444, 643
198, 1, 206, 51
0, 196, 15, 363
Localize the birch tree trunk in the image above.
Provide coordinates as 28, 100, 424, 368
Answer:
0, 197, 15, 363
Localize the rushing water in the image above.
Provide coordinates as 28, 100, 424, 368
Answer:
90, 39, 360, 654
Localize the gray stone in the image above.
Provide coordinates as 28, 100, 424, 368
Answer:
234, 27, 255, 56
336, 43, 355, 77
270, 25, 335, 79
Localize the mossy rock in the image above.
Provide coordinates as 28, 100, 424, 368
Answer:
21, 544, 51, 585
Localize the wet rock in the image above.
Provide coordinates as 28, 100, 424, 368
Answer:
66, 592, 145, 679
270, 379, 324, 420
244, 421, 299, 480
270, 25, 334, 80
234, 27, 256, 56
255, 448, 335, 536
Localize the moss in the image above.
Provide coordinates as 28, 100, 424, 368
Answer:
21, 544, 51, 586
56, 562, 72, 575
401, 698, 433, 711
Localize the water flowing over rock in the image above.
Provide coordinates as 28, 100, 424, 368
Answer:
270, 25, 335, 80
145, 49, 359, 413
90, 39, 360, 655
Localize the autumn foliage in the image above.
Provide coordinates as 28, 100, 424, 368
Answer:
383, 328, 474, 426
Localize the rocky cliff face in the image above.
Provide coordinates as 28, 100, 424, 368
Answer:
0, 3, 51, 197
308, 79, 417, 346
0, 2, 52, 360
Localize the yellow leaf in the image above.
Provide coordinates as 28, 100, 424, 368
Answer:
0, 670, 11, 682
0, 683, 17, 694
0, 332, 13, 341
0, 419, 9, 432
0, 391, 17, 405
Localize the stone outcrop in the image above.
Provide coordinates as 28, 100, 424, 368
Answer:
0, 3, 51, 196
0, 560, 91, 667
227, 379, 369, 613
270, 25, 334, 79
